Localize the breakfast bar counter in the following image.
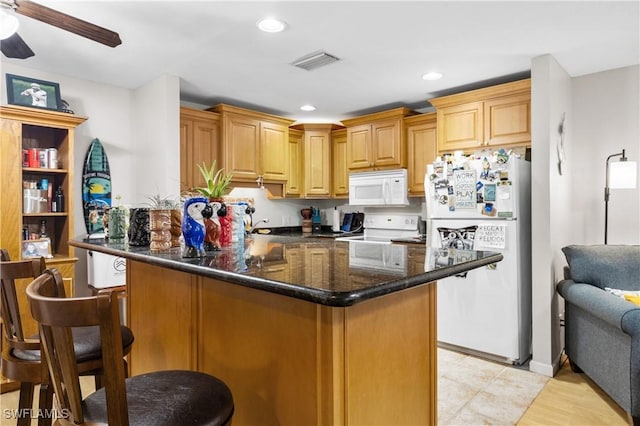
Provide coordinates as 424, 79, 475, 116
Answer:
71, 235, 502, 425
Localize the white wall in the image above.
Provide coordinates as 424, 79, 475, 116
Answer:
571, 66, 640, 244
1, 63, 180, 295
132, 75, 181, 201
529, 60, 640, 377
529, 54, 573, 376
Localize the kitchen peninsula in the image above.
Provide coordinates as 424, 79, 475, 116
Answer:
71, 235, 502, 425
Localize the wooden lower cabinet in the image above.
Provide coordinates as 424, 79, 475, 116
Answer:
127, 260, 437, 425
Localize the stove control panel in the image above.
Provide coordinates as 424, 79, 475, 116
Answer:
363, 214, 420, 230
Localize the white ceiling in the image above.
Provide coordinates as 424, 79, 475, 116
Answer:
3, 0, 639, 123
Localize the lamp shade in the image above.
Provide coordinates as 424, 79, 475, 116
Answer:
609, 161, 638, 189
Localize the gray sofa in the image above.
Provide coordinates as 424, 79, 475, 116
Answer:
557, 244, 640, 425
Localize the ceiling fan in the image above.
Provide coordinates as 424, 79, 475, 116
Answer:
0, 0, 121, 59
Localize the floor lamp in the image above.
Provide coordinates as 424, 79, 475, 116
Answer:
604, 149, 637, 244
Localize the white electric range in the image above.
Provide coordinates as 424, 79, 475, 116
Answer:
335, 213, 422, 273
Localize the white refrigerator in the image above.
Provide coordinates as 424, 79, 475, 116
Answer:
425, 152, 531, 365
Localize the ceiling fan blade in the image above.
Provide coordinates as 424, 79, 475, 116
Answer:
15, 0, 122, 48
1, 32, 35, 59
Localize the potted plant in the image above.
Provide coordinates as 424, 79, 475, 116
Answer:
194, 160, 233, 199
193, 161, 233, 249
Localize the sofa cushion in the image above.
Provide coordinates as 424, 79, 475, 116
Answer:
562, 245, 640, 291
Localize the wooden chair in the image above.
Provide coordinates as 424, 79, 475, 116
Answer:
27, 268, 234, 425
1, 258, 134, 426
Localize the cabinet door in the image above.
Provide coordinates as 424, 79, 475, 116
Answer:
407, 120, 437, 197
371, 118, 402, 168
224, 114, 261, 180
261, 121, 289, 181
484, 93, 531, 147
0, 119, 23, 258
437, 102, 483, 153
286, 129, 303, 196
332, 130, 348, 197
347, 124, 372, 170
180, 117, 219, 193
304, 130, 331, 197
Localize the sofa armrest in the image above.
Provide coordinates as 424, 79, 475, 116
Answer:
621, 309, 640, 336
558, 279, 640, 335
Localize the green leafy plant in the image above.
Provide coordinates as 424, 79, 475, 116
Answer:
195, 160, 233, 198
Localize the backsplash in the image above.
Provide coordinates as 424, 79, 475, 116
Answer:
227, 187, 426, 230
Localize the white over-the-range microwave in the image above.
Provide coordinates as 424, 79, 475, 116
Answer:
348, 169, 409, 206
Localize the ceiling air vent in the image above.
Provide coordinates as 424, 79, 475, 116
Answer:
291, 50, 340, 71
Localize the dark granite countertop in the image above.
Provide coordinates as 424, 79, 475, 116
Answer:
70, 234, 502, 307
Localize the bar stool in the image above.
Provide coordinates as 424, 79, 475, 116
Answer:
27, 268, 234, 425
0, 254, 134, 426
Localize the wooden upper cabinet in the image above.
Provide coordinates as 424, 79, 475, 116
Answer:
304, 129, 331, 197
483, 93, 531, 147
286, 128, 303, 197
208, 104, 293, 184
430, 79, 531, 154
346, 124, 371, 170
179, 107, 220, 193
405, 113, 437, 197
435, 101, 483, 152
290, 124, 341, 199
222, 112, 261, 181
342, 107, 414, 171
332, 128, 348, 198
371, 118, 403, 167
260, 120, 289, 181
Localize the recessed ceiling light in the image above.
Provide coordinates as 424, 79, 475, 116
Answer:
300, 105, 316, 112
422, 72, 443, 81
257, 17, 287, 33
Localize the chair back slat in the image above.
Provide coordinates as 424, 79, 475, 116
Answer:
27, 268, 130, 425
0, 257, 46, 345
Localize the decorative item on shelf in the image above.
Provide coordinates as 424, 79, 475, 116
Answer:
182, 196, 208, 258
82, 138, 111, 238
22, 238, 53, 259
146, 195, 177, 253
107, 195, 126, 242
170, 208, 182, 247
5, 73, 62, 111
202, 201, 221, 251
193, 160, 233, 249
128, 208, 150, 247
59, 99, 74, 114
107, 206, 126, 242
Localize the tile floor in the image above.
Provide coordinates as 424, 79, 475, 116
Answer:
438, 347, 549, 425
1, 348, 549, 426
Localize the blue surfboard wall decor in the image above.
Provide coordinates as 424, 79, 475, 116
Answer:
82, 138, 112, 236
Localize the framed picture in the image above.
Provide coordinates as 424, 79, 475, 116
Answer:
6, 73, 62, 111
22, 238, 53, 259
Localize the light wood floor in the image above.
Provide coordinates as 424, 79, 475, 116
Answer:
1, 357, 632, 426
518, 357, 630, 425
